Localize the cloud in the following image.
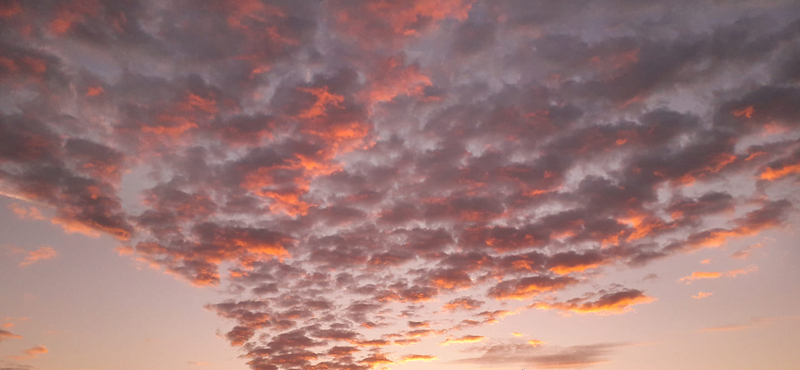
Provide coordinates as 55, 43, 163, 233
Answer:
0, 330, 21, 342
18, 246, 58, 267
397, 354, 437, 363
2, 0, 800, 369
442, 297, 484, 312
692, 292, 713, 299
450, 340, 630, 369
731, 243, 765, 259
532, 289, 656, 315
439, 335, 486, 346
7, 346, 47, 361
528, 339, 545, 347
678, 266, 759, 284
8, 203, 45, 221
678, 272, 723, 284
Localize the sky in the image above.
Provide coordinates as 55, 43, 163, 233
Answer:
1, 0, 800, 369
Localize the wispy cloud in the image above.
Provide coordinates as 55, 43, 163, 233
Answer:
7, 346, 47, 361
678, 266, 759, 284
18, 246, 57, 267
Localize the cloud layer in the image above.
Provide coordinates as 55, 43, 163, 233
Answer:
1, 0, 799, 369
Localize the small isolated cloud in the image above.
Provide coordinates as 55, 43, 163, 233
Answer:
7, 346, 47, 361
731, 243, 763, 259
19, 246, 57, 267
0, 329, 22, 342
532, 289, 656, 315
692, 292, 713, 299
678, 272, 723, 283
397, 354, 437, 363
727, 265, 759, 277
678, 266, 758, 284
440, 335, 486, 346
187, 361, 210, 366
8, 203, 44, 221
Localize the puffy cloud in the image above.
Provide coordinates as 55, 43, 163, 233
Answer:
2, 0, 799, 369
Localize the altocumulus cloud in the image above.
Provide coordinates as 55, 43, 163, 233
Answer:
1, 0, 799, 369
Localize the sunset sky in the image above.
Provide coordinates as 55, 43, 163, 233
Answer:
2, 1, 800, 369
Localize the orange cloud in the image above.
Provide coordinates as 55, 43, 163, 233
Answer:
732, 243, 763, 259
85, 86, 104, 97
533, 290, 655, 315
19, 246, 58, 267
365, 56, 432, 104
549, 262, 603, 275
528, 339, 546, 347
359, 353, 393, 366
732, 106, 755, 118
760, 162, 800, 181
397, 354, 437, 363
0, 329, 22, 342
50, 0, 100, 34
678, 265, 758, 284
8, 203, 45, 220
8, 345, 48, 360
686, 200, 789, 250
692, 292, 713, 299
295, 87, 344, 120
333, 0, 473, 42
440, 335, 486, 346
727, 265, 758, 277
487, 276, 578, 300
51, 217, 102, 238
678, 271, 722, 283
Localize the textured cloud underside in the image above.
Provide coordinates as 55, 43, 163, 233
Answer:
1, 0, 799, 369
